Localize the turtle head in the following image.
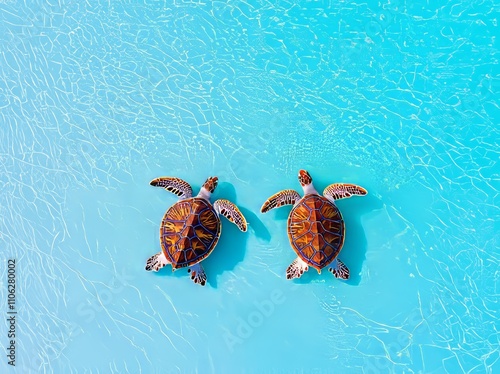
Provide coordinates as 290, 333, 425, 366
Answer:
298, 170, 312, 186
202, 176, 218, 194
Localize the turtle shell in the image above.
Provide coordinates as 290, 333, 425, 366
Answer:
160, 198, 221, 269
288, 194, 345, 272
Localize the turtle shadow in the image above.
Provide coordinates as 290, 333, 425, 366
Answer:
287, 192, 382, 286
202, 182, 266, 288
273, 206, 292, 221
334, 192, 382, 286
240, 207, 271, 242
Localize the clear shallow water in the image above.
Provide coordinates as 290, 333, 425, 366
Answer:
0, 0, 498, 373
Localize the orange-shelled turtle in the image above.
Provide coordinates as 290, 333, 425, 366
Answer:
146, 176, 247, 286
261, 170, 367, 280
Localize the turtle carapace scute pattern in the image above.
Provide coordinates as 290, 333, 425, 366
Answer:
161, 198, 220, 268
145, 176, 247, 286
288, 194, 344, 271
261, 170, 367, 281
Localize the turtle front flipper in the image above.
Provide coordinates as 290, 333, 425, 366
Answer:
261, 189, 301, 213
188, 263, 207, 286
150, 177, 193, 199
286, 257, 309, 280
323, 183, 367, 201
213, 199, 247, 232
145, 252, 170, 272
328, 259, 349, 280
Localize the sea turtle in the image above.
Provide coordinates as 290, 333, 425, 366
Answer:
261, 170, 367, 280
145, 176, 247, 286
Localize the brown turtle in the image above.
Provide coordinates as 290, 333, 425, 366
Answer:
261, 170, 367, 280
145, 176, 247, 286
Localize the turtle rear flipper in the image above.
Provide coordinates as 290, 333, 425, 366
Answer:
323, 183, 367, 201
188, 263, 207, 286
214, 199, 247, 232
150, 177, 193, 199
286, 257, 309, 280
145, 252, 170, 272
328, 259, 349, 280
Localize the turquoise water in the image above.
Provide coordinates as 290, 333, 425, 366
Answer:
0, 0, 499, 373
